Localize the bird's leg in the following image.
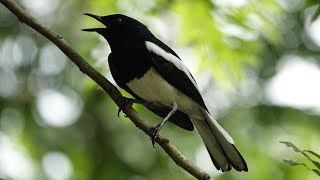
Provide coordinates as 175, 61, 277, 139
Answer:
150, 102, 178, 147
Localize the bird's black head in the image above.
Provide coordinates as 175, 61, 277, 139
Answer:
82, 13, 155, 51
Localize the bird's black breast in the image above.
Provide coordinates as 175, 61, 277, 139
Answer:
108, 49, 152, 84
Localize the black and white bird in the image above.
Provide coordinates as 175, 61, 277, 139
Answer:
83, 13, 248, 172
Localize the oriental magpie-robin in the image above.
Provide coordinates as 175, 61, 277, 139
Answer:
83, 13, 248, 172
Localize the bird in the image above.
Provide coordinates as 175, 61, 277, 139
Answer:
82, 13, 248, 172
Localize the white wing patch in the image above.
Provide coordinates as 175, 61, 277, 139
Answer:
145, 41, 199, 91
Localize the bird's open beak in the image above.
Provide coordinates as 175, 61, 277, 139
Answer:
82, 13, 105, 32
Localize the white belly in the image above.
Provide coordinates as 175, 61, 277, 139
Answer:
126, 68, 203, 118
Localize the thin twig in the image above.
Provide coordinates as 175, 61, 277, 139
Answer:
0, 0, 211, 179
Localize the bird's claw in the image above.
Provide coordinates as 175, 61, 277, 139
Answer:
149, 124, 162, 148
149, 102, 177, 147
117, 108, 122, 117
117, 97, 135, 117
117, 109, 128, 117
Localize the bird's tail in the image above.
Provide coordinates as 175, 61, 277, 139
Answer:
191, 111, 248, 172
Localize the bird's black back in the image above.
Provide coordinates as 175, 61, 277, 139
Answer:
103, 14, 208, 129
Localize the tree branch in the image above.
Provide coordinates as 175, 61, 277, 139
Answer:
0, 0, 211, 179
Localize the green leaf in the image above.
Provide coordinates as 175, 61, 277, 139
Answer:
283, 159, 320, 176
283, 159, 302, 166
281, 141, 320, 170
305, 150, 320, 161
280, 141, 302, 153
312, 4, 320, 22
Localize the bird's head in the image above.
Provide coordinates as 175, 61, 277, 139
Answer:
82, 13, 154, 50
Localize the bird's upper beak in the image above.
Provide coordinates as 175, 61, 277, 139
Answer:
82, 13, 105, 32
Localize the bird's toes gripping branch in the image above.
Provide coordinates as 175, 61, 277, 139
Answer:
118, 97, 135, 117
149, 124, 163, 148
117, 97, 146, 117
118, 98, 158, 117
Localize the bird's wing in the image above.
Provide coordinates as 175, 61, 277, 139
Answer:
108, 53, 194, 131
144, 40, 208, 111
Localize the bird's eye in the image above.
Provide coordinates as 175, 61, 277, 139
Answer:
118, 18, 122, 24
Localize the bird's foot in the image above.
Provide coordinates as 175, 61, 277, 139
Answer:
149, 102, 178, 148
117, 97, 135, 117
117, 97, 150, 117
149, 123, 162, 148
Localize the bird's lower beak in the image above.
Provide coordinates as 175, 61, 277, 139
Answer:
82, 13, 105, 32
82, 28, 105, 32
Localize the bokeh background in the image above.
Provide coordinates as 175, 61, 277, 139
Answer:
0, 0, 320, 179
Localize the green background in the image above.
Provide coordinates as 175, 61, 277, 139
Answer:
0, 0, 319, 179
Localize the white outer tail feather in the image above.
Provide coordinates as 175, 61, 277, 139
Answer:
203, 111, 234, 144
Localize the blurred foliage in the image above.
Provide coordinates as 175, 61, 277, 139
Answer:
281, 141, 320, 176
0, 0, 320, 180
